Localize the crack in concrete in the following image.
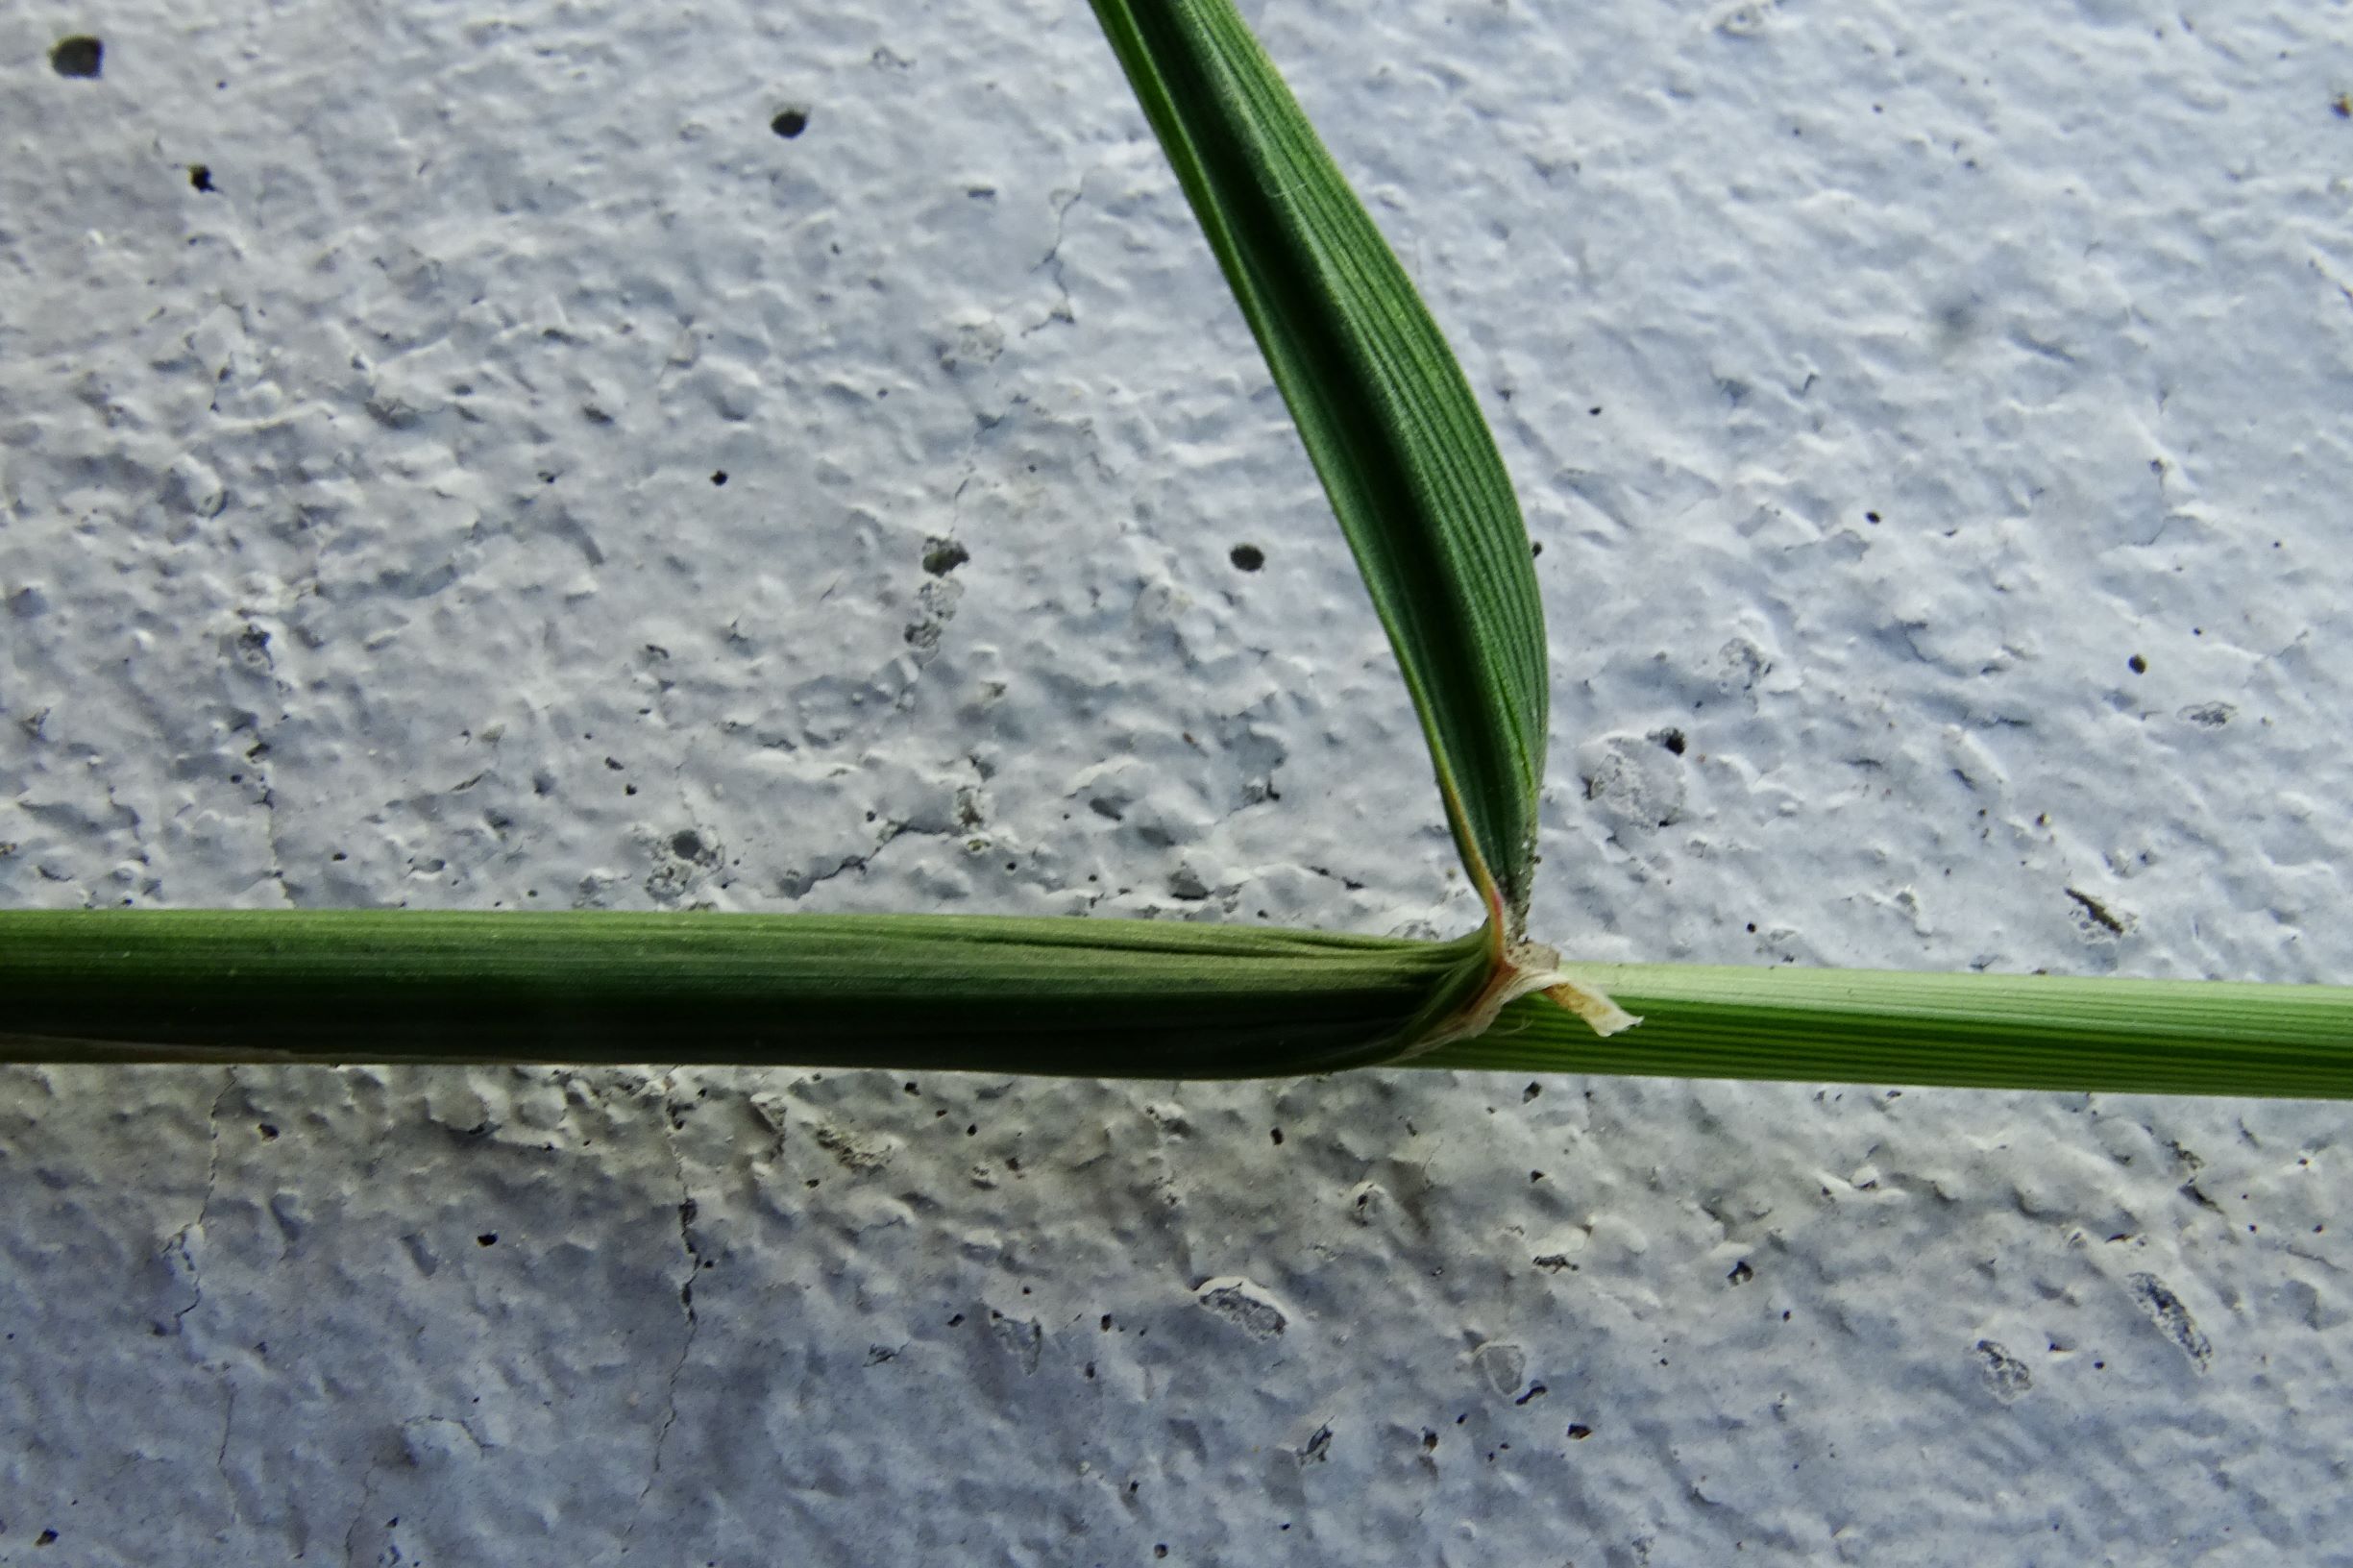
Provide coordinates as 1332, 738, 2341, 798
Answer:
341, 1458, 386, 1568
224, 640, 298, 902
780, 844, 878, 900
615, 1090, 703, 1556
257, 772, 296, 906
1024, 168, 1104, 335
214, 1381, 244, 1531
781, 797, 1006, 901
174, 1072, 251, 1535
167, 1070, 233, 1336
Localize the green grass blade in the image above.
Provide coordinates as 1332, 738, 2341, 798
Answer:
0, 909, 1489, 1078
1089, 0, 1549, 934
1414, 964, 2353, 1099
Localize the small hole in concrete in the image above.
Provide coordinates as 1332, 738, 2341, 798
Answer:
51, 37, 104, 78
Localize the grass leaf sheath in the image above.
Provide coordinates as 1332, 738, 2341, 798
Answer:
0, 910, 1491, 1079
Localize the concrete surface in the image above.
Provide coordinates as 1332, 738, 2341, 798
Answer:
2, 0, 2349, 1562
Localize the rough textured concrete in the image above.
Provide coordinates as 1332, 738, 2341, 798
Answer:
3, 0, 2348, 1562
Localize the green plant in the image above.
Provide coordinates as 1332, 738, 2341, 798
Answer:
3, 0, 2347, 1098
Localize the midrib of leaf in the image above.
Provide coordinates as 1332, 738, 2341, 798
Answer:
1090, 0, 1549, 939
